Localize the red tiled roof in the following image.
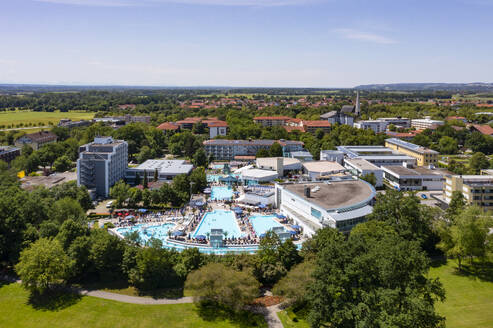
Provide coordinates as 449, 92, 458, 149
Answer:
471, 124, 493, 136
301, 120, 332, 127
286, 118, 303, 124
157, 122, 179, 130
284, 126, 305, 133
446, 116, 466, 120
208, 121, 228, 127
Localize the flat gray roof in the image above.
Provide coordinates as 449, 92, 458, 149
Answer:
283, 180, 375, 211
135, 159, 193, 174
344, 158, 380, 171
382, 165, 442, 177
302, 161, 345, 173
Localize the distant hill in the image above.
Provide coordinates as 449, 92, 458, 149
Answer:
355, 83, 493, 92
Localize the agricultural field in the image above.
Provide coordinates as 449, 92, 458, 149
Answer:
0, 110, 94, 129
0, 283, 265, 328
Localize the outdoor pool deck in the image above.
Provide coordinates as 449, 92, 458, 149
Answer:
116, 223, 175, 244
210, 186, 234, 200
249, 214, 284, 235
193, 209, 243, 238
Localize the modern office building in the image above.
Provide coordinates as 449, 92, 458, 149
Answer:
382, 164, 445, 191
343, 158, 383, 187
203, 139, 304, 160
336, 145, 417, 167
320, 150, 344, 164
289, 151, 313, 161
125, 159, 193, 183
411, 117, 444, 130
378, 117, 411, 128
385, 138, 439, 166
444, 174, 493, 211
15, 131, 58, 150
353, 120, 388, 133
275, 179, 376, 235
58, 119, 92, 129
77, 137, 128, 197
0, 146, 20, 164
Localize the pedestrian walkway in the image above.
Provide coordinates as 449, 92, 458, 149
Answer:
79, 289, 194, 305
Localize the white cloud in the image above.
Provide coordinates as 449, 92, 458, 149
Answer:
333, 28, 397, 45
34, 0, 317, 7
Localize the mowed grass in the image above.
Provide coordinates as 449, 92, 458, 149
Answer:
429, 260, 493, 328
277, 309, 310, 328
0, 110, 94, 127
0, 283, 265, 328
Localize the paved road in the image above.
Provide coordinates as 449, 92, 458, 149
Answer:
0, 126, 50, 131
79, 289, 194, 305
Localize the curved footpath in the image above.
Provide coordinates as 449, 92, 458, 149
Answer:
1, 277, 283, 327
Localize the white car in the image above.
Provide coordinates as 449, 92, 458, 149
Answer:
106, 200, 114, 208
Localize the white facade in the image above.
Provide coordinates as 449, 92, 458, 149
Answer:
302, 161, 346, 179
382, 165, 444, 191
411, 117, 445, 130
354, 120, 388, 133
344, 158, 383, 187
209, 126, 228, 139
320, 150, 344, 164
378, 117, 411, 128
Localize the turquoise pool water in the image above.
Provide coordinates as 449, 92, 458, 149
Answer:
117, 223, 175, 244
194, 210, 243, 238
211, 186, 233, 200
212, 164, 225, 170
207, 174, 221, 182
249, 215, 284, 235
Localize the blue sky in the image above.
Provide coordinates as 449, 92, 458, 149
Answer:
0, 0, 492, 87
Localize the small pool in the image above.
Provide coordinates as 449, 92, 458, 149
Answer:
212, 164, 225, 170
194, 210, 243, 238
249, 215, 284, 235
211, 186, 233, 200
207, 174, 221, 183
117, 223, 175, 244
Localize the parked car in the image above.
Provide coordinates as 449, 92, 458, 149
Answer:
420, 194, 427, 199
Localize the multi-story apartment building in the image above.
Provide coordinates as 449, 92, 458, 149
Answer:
353, 120, 388, 133
253, 116, 292, 127
15, 131, 58, 150
385, 138, 438, 166
444, 175, 493, 211
411, 117, 444, 130
336, 145, 417, 167
77, 137, 128, 197
203, 139, 304, 160
320, 111, 354, 126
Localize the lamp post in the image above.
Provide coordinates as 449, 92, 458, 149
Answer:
189, 181, 195, 204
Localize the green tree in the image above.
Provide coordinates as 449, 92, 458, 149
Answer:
269, 142, 283, 157
272, 261, 314, 307
438, 136, 458, 154
192, 148, 208, 168
189, 167, 207, 194
143, 171, 149, 189
185, 263, 259, 312
469, 152, 489, 174
445, 191, 466, 220
307, 223, 445, 328
88, 229, 126, 281
360, 172, 377, 186
52, 155, 72, 172
50, 197, 86, 225
15, 238, 73, 294
110, 180, 130, 208
256, 148, 270, 158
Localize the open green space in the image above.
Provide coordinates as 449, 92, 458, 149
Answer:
0, 283, 265, 328
429, 260, 493, 328
277, 308, 310, 328
0, 110, 94, 128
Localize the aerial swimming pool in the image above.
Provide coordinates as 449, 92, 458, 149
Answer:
210, 186, 233, 200
117, 223, 175, 244
249, 215, 284, 235
194, 210, 243, 238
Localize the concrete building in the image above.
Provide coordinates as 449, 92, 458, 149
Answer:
378, 117, 411, 128
253, 116, 292, 127
353, 120, 388, 133
256, 157, 302, 176
241, 168, 279, 184
382, 164, 444, 191
125, 159, 193, 183
203, 139, 304, 160
385, 138, 439, 166
15, 131, 58, 150
411, 117, 444, 130
58, 119, 92, 129
208, 121, 228, 138
77, 137, 128, 197
320, 111, 354, 126
336, 145, 417, 167
275, 179, 376, 234
343, 158, 383, 187
238, 186, 275, 206
444, 175, 493, 211
320, 150, 344, 164
302, 161, 346, 179
289, 151, 313, 161
0, 146, 20, 164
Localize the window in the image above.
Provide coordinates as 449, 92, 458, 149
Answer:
311, 207, 322, 219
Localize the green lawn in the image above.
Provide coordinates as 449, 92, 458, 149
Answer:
429, 260, 493, 328
277, 308, 310, 328
0, 110, 94, 128
0, 283, 265, 328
